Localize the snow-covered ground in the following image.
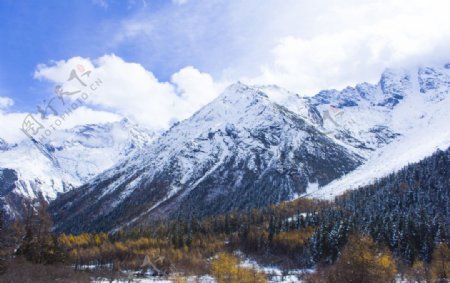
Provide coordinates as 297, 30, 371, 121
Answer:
240, 258, 314, 283
92, 274, 215, 283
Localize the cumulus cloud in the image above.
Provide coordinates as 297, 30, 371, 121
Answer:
4, 0, 449, 145
245, 0, 450, 94
0, 55, 222, 145
34, 55, 224, 130
107, 0, 450, 95
171, 66, 224, 111
0, 112, 28, 143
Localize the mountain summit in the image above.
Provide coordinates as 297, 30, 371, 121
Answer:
51, 83, 362, 233
0, 119, 155, 219
2, 64, 448, 234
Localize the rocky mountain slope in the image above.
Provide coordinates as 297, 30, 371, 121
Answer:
51, 64, 450, 233
248, 64, 450, 199
3, 63, 448, 233
304, 65, 450, 198
51, 83, 363, 233
0, 119, 155, 219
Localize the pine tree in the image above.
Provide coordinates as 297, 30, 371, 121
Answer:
16, 198, 63, 264
0, 209, 7, 274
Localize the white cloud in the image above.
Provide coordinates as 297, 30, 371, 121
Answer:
0, 55, 222, 145
34, 55, 224, 130
4, 0, 448, 146
171, 66, 225, 112
172, 0, 188, 5
112, 19, 154, 45
244, 0, 450, 95
0, 112, 28, 143
107, 0, 450, 96
0, 96, 14, 110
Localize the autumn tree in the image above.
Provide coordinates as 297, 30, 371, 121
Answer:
406, 260, 431, 283
210, 252, 266, 283
321, 233, 397, 283
431, 243, 450, 281
211, 252, 239, 282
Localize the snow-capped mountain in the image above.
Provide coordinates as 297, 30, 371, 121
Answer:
51, 64, 450, 233
51, 83, 363, 233
0, 119, 155, 219
304, 66, 450, 199
255, 70, 413, 157
255, 65, 449, 199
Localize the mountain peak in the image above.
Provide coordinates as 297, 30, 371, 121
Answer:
219, 83, 268, 105
51, 81, 364, 232
186, 83, 273, 129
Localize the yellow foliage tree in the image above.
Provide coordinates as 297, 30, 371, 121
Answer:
325, 233, 397, 283
210, 252, 266, 283
431, 243, 450, 281
406, 260, 431, 283
272, 227, 314, 255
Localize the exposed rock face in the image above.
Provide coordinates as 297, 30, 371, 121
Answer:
51, 83, 362, 233
0, 119, 155, 220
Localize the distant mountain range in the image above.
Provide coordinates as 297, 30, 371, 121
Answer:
51, 83, 363, 233
1, 64, 449, 233
52, 64, 450, 233
0, 119, 155, 219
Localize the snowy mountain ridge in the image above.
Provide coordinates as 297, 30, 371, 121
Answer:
305, 64, 450, 198
51, 82, 363, 233
2, 63, 449, 228
0, 119, 156, 218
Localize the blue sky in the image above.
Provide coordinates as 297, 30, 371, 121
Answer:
0, 0, 166, 111
0, 0, 449, 141
0, 0, 275, 111
0, 0, 265, 111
